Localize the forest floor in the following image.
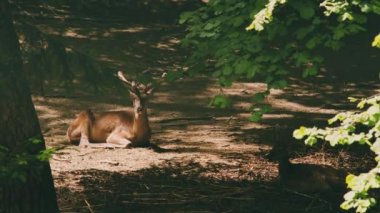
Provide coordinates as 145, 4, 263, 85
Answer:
28, 1, 380, 213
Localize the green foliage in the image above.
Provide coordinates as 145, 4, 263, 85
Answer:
181, 0, 379, 120
0, 137, 55, 184
165, 71, 185, 82
293, 95, 380, 212
246, 0, 286, 31
209, 94, 231, 109
250, 104, 272, 122
250, 91, 272, 121
373, 33, 380, 48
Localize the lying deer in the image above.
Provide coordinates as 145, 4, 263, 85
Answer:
66, 71, 153, 148
267, 143, 347, 193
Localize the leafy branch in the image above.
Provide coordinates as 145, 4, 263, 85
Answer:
181, 0, 379, 120
0, 137, 56, 184
293, 95, 380, 213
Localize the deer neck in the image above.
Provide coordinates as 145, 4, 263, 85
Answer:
132, 112, 150, 136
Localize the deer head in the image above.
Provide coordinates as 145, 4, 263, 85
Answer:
117, 71, 154, 117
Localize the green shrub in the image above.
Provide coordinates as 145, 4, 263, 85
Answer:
294, 96, 380, 212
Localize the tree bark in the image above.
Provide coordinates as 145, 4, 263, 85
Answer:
0, 0, 59, 212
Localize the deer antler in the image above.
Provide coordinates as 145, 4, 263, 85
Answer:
142, 83, 154, 95
117, 71, 153, 95
117, 71, 136, 87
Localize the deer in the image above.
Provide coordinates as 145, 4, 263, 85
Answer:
267, 143, 347, 194
66, 71, 154, 148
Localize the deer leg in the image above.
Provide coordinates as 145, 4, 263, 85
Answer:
78, 126, 91, 148
105, 128, 133, 148
78, 130, 116, 148
78, 111, 93, 148
66, 125, 81, 142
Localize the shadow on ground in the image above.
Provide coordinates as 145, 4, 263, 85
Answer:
56, 161, 348, 213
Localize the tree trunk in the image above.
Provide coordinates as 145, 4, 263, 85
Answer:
0, 0, 59, 212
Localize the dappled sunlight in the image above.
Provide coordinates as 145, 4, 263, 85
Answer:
153, 42, 176, 51
23, 4, 380, 212
34, 16, 186, 79
37, 72, 379, 178
97, 54, 126, 65
262, 113, 295, 119
269, 98, 339, 114
153, 38, 180, 51
63, 28, 89, 39
34, 104, 63, 120
109, 26, 148, 33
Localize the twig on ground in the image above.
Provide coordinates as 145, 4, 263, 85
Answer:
283, 189, 330, 204
77, 149, 103, 156
283, 189, 316, 199
100, 160, 120, 166
84, 199, 95, 213
224, 196, 256, 201
52, 156, 70, 162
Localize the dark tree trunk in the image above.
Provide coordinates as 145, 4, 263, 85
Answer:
0, 0, 59, 212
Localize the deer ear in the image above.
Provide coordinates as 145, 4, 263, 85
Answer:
76, 111, 85, 118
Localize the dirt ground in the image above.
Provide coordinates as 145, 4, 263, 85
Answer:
29, 2, 380, 213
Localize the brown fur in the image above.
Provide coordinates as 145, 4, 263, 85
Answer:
67, 109, 151, 148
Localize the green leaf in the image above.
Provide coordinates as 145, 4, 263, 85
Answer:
293, 52, 309, 67
306, 37, 320, 49
165, 71, 183, 82
270, 79, 287, 89
179, 12, 193, 24
247, 64, 262, 79
0, 145, 9, 152
357, 100, 366, 109
305, 136, 317, 146
348, 97, 358, 102
31, 138, 42, 144
368, 105, 380, 115
235, 60, 251, 74
326, 131, 346, 146
200, 32, 216, 38
232, 16, 245, 27
371, 139, 380, 154
38, 149, 55, 162
17, 158, 28, 165
223, 66, 233, 75
346, 174, 356, 186
219, 76, 232, 87
250, 111, 263, 122
303, 66, 318, 78
341, 200, 354, 210
252, 92, 267, 103
212, 70, 222, 78
299, 6, 315, 20
372, 33, 380, 48
209, 94, 231, 109
341, 12, 354, 21
295, 26, 314, 40
293, 126, 308, 139
261, 105, 272, 113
